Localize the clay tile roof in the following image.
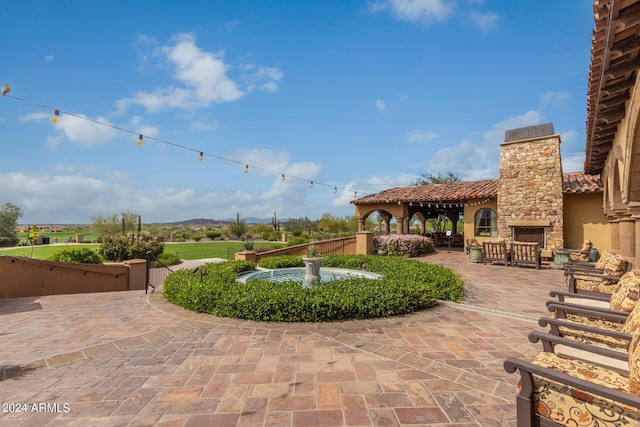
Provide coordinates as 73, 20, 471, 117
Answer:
352, 179, 498, 205
585, 0, 640, 174
563, 172, 603, 194
352, 173, 603, 205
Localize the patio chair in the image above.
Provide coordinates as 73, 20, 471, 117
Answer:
565, 252, 629, 295
503, 329, 640, 426
566, 239, 593, 262
549, 271, 640, 311
510, 241, 541, 269
482, 240, 509, 266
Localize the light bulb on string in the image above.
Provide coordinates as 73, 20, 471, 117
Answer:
281, 174, 286, 182
136, 135, 143, 146
244, 164, 249, 174
334, 187, 338, 194
309, 181, 314, 189
51, 110, 60, 124
354, 191, 357, 198
198, 152, 204, 162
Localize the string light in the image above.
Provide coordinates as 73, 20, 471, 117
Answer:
354, 191, 357, 198
51, 110, 60, 124
1, 87, 370, 198
334, 187, 338, 194
281, 174, 286, 182
310, 181, 314, 189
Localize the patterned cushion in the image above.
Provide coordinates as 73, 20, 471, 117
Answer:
574, 274, 619, 294
558, 314, 628, 350
529, 352, 640, 424
629, 334, 640, 395
610, 271, 640, 312
595, 251, 613, 270
623, 302, 640, 335
603, 253, 629, 277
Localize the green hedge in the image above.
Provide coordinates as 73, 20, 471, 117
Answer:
163, 255, 463, 322
48, 247, 103, 264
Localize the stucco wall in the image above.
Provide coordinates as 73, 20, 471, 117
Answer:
563, 193, 610, 254
463, 198, 499, 245
0, 256, 146, 298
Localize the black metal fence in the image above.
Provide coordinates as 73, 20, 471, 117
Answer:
145, 251, 174, 293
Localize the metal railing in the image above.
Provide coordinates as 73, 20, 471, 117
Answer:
145, 251, 174, 293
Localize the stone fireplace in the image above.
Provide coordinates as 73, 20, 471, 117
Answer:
497, 124, 564, 250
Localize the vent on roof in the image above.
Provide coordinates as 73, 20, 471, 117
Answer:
504, 123, 555, 142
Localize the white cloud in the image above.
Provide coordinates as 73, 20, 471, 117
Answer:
242, 65, 283, 93
332, 174, 416, 207
467, 10, 498, 33
406, 130, 437, 143
368, 0, 454, 25
427, 110, 541, 180
18, 112, 49, 122
189, 119, 220, 132
221, 21, 241, 33
540, 91, 570, 108
375, 99, 386, 111
54, 114, 119, 146
561, 152, 585, 173
43, 54, 55, 62
116, 33, 245, 113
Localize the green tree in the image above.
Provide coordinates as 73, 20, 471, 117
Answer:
411, 171, 461, 186
91, 211, 139, 235
0, 202, 22, 245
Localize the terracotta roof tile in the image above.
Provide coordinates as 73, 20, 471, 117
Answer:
563, 172, 603, 194
352, 173, 603, 205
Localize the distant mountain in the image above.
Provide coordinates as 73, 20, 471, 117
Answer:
154, 217, 281, 226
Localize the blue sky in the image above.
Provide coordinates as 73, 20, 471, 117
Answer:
0, 1, 594, 224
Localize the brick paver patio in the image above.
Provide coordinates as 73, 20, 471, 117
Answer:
0, 250, 566, 426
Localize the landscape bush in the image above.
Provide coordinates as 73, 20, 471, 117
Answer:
205, 231, 221, 239
99, 236, 164, 262
257, 255, 304, 269
48, 247, 103, 264
163, 254, 463, 322
286, 236, 309, 247
374, 234, 435, 257
0, 237, 19, 247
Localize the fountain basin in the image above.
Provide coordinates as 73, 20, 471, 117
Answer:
237, 267, 381, 285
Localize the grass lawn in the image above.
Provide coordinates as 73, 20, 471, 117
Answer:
0, 241, 275, 260
16, 231, 101, 244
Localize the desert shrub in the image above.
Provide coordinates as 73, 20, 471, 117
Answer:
0, 236, 18, 247
291, 230, 303, 237
99, 236, 164, 261
287, 236, 309, 247
374, 234, 435, 257
164, 255, 463, 322
205, 231, 221, 239
48, 247, 103, 264
192, 235, 202, 242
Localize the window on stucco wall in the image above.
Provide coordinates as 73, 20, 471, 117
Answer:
475, 208, 497, 237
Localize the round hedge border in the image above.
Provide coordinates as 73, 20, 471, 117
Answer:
163, 254, 463, 322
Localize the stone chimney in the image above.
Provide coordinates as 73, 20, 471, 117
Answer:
497, 123, 564, 249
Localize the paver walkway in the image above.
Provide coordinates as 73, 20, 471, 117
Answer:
0, 250, 567, 426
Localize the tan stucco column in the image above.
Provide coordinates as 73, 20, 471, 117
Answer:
420, 219, 426, 234
403, 218, 410, 234
619, 215, 635, 260
356, 231, 373, 255
396, 217, 404, 235
609, 217, 620, 252
357, 218, 364, 232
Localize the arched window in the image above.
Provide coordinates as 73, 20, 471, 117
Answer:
475, 208, 497, 237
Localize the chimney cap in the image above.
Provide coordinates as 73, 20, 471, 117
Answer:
504, 123, 555, 142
